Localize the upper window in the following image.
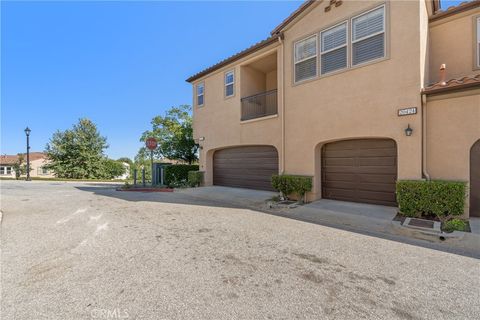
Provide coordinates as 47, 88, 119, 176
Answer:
294, 35, 318, 82
196, 83, 204, 107
225, 70, 235, 97
352, 6, 385, 66
476, 17, 480, 68
321, 22, 348, 74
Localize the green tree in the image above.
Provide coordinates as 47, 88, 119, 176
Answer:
12, 154, 31, 180
45, 118, 108, 179
139, 105, 198, 164
102, 159, 126, 179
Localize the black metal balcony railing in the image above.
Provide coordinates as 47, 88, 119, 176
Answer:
240, 89, 278, 121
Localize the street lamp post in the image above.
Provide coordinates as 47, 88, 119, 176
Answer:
24, 127, 31, 181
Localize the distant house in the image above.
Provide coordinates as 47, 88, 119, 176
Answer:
0, 152, 54, 178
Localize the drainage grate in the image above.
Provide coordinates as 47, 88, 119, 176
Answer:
407, 218, 435, 229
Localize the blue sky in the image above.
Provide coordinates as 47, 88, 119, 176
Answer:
0, 0, 466, 160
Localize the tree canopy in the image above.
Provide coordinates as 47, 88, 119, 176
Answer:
138, 105, 198, 164
45, 118, 115, 179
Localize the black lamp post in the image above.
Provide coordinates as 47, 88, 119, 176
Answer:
24, 127, 31, 181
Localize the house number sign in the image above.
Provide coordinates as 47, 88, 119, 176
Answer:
398, 107, 417, 116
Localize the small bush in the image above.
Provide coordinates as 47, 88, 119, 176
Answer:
164, 165, 199, 187
271, 175, 313, 202
442, 218, 467, 233
188, 171, 204, 187
396, 180, 466, 222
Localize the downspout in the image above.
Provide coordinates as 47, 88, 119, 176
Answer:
421, 92, 430, 180
422, 64, 446, 181
278, 34, 286, 174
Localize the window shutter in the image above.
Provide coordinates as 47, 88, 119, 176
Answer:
322, 24, 346, 52
226, 84, 234, 97
322, 47, 347, 74
295, 57, 317, 82
353, 33, 384, 65
352, 6, 385, 66
295, 36, 317, 62
321, 23, 347, 74
295, 36, 317, 82
353, 7, 384, 41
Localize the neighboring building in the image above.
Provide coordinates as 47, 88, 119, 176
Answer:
0, 152, 54, 178
187, 0, 480, 217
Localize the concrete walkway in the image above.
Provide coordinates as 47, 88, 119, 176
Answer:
175, 186, 276, 208
178, 186, 480, 258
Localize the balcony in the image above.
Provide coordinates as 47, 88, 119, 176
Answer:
241, 89, 278, 121
240, 52, 278, 121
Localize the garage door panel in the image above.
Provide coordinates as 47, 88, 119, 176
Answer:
322, 139, 397, 206
326, 148, 396, 158
213, 146, 278, 191
324, 181, 395, 193
214, 152, 279, 160
358, 157, 397, 166
323, 166, 396, 174
214, 159, 278, 166
324, 157, 356, 166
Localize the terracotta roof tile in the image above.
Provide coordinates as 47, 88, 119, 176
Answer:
423, 74, 480, 94
0, 152, 47, 165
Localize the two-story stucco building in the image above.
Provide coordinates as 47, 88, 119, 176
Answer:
187, 0, 480, 217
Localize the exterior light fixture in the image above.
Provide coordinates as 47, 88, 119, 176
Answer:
405, 124, 413, 137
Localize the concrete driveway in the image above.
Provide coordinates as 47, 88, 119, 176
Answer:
1, 181, 479, 320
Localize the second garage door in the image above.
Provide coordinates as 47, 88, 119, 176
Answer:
322, 139, 397, 206
213, 146, 278, 191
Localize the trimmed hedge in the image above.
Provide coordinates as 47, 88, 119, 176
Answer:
164, 165, 199, 187
271, 175, 313, 203
188, 171, 204, 187
396, 180, 466, 221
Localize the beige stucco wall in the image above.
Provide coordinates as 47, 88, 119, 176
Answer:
426, 89, 480, 215
281, 0, 425, 199
429, 7, 480, 83
191, 0, 479, 214
192, 44, 283, 186
0, 158, 54, 178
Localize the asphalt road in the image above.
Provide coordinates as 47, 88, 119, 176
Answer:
1, 181, 479, 320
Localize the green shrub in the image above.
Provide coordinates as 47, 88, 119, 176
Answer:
188, 171, 204, 187
396, 180, 466, 221
271, 175, 313, 202
164, 165, 199, 187
442, 218, 467, 233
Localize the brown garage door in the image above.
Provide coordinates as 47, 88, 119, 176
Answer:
471, 140, 480, 217
322, 139, 397, 206
213, 146, 278, 191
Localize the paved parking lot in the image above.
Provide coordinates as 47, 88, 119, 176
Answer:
1, 181, 479, 319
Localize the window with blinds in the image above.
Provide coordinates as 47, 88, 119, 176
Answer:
321, 22, 347, 74
294, 35, 317, 82
197, 83, 204, 106
225, 70, 234, 97
352, 6, 385, 66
